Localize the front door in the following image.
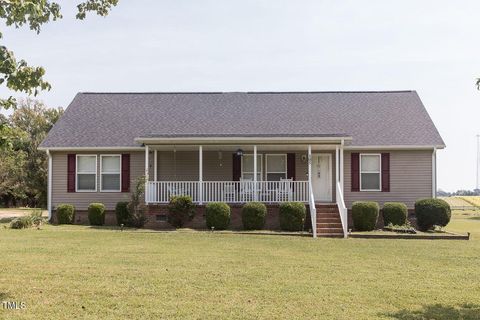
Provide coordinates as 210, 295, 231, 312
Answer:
311, 154, 332, 202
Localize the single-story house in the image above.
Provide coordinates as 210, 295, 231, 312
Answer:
39, 91, 445, 237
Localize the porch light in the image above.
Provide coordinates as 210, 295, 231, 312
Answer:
235, 148, 244, 156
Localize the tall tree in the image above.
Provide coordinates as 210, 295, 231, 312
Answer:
0, 99, 63, 207
0, 0, 119, 110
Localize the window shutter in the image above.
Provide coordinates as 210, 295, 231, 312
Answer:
67, 154, 76, 192
381, 153, 390, 192
232, 154, 241, 181
121, 154, 130, 192
287, 153, 296, 180
351, 153, 360, 192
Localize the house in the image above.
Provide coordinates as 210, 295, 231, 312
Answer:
39, 91, 445, 237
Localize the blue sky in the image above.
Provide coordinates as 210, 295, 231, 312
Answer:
1, 0, 479, 191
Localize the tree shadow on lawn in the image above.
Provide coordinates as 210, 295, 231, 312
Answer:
0, 291, 10, 300
384, 303, 480, 320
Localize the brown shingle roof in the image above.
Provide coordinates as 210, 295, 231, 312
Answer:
40, 91, 445, 148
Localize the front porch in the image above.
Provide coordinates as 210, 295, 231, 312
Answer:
140, 142, 348, 237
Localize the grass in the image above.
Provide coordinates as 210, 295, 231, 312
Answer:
0, 211, 479, 319
457, 196, 480, 208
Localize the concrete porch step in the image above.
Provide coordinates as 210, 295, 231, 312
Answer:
317, 233, 344, 238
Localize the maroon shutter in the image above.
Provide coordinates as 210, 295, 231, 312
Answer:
67, 154, 76, 192
121, 154, 130, 192
351, 153, 360, 192
232, 154, 241, 181
287, 153, 296, 180
381, 153, 390, 192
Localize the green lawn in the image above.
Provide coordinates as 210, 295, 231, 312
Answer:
0, 211, 479, 319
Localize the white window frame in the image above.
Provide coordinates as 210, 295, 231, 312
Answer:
100, 154, 122, 192
76, 155, 97, 192
266, 154, 287, 181
241, 154, 263, 180
360, 153, 381, 192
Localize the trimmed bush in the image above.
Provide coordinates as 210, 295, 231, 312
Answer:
88, 203, 106, 226
415, 198, 451, 231
56, 204, 75, 224
167, 196, 196, 228
242, 202, 267, 230
279, 202, 306, 231
10, 216, 33, 229
352, 201, 379, 231
382, 202, 407, 226
115, 202, 129, 226
206, 202, 231, 230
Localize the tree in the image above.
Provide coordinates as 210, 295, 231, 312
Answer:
0, 99, 63, 207
0, 0, 119, 110
477, 78, 480, 90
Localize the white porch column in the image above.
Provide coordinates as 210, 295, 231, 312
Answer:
47, 149, 52, 221
253, 145, 258, 201
199, 145, 203, 204
335, 145, 339, 185
154, 150, 158, 182
308, 145, 312, 188
340, 139, 344, 192
145, 145, 149, 204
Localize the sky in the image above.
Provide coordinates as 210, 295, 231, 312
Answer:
1, 0, 479, 192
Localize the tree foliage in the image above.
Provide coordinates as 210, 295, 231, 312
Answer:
0, 0, 118, 110
0, 99, 63, 207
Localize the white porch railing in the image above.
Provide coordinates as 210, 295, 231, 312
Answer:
308, 181, 317, 238
336, 181, 348, 238
146, 181, 310, 204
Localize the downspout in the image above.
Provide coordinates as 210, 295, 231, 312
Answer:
47, 149, 52, 221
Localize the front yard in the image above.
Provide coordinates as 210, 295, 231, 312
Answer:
0, 211, 479, 319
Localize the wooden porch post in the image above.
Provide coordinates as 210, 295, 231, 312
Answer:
199, 145, 203, 204
253, 145, 257, 201
308, 145, 312, 190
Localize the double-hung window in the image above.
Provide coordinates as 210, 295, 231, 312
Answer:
76, 155, 97, 192
100, 155, 121, 192
266, 154, 287, 181
241, 154, 262, 180
360, 154, 381, 191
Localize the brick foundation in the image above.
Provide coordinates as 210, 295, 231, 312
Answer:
52, 204, 313, 231
347, 209, 417, 230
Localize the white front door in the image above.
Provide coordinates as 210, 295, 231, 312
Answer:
311, 154, 332, 202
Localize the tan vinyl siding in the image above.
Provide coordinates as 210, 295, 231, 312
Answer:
51, 151, 145, 210
344, 150, 433, 209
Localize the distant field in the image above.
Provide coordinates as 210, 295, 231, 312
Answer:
457, 196, 480, 208
439, 197, 478, 210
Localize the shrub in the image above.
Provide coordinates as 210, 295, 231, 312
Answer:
279, 202, 306, 231
382, 202, 407, 226
56, 204, 75, 224
88, 203, 106, 226
206, 202, 231, 230
126, 176, 148, 228
115, 202, 129, 226
242, 202, 267, 230
352, 201, 379, 231
167, 196, 196, 228
415, 198, 451, 231
10, 216, 33, 229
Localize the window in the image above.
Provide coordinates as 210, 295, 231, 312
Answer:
100, 155, 121, 192
241, 154, 262, 180
266, 154, 287, 181
76, 155, 97, 192
360, 154, 381, 191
